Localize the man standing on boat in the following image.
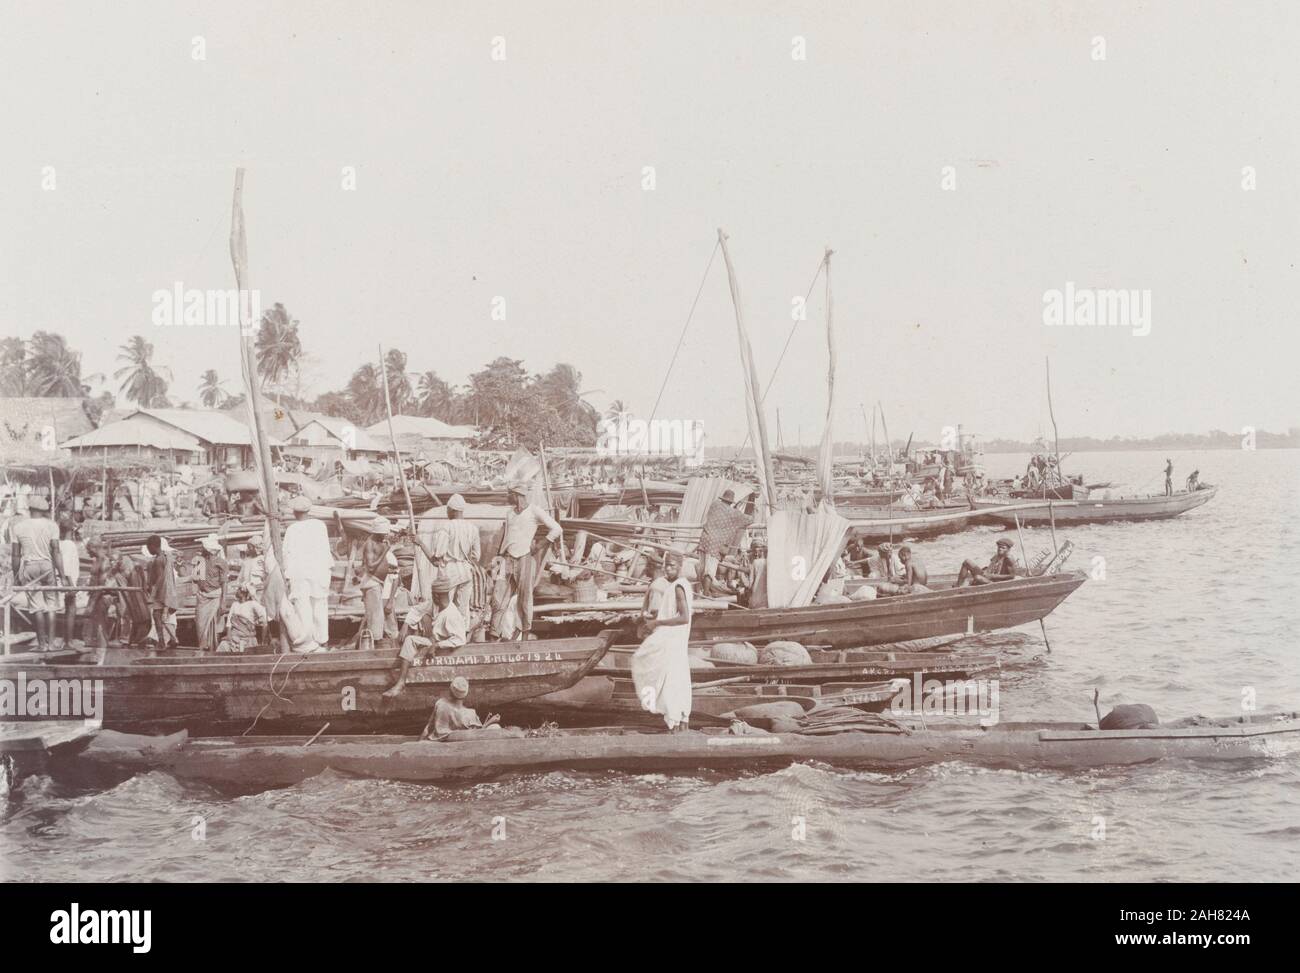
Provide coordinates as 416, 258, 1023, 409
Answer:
194, 534, 228, 653
956, 537, 1021, 587
10, 495, 63, 652
632, 551, 693, 733
412, 493, 480, 616
695, 488, 751, 597
1163, 458, 1174, 496
495, 481, 561, 641
282, 495, 332, 649
144, 534, 179, 650
357, 518, 397, 645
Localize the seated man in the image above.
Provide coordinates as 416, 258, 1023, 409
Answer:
383, 598, 468, 697
218, 584, 268, 654
877, 545, 929, 596
419, 676, 508, 741
956, 537, 1021, 586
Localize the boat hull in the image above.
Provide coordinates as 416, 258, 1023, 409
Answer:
77, 712, 1300, 787
688, 572, 1087, 649
0, 635, 613, 735
974, 487, 1216, 525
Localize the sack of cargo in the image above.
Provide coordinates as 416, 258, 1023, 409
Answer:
278, 594, 309, 648
709, 641, 758, 664
1100, 703, 1159, 730
759, 641, 811, 666
730, 700, 807, 721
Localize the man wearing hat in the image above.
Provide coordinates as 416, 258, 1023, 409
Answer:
956, 537, 1022, 587
411, 493, 480, 618
420, 676, 487, 741
696, 488, 751, 597
236, 533, 268, 598
193, 534, 228, 653
144, 534, 179, 649
282, 494, 332, 649
495, 482, 561, 640
357, 517, 397, 644
9, 495, 64, 652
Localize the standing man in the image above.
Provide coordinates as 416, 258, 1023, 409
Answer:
495, 482, 561, 641
10, 495, 62, 652
631, 551, 693, 733
357, 518, 395, 645
695, 488, 751, 596
194, 534, 227, 653
412, 493, 480, 616
1163, 458, 1174, 497
281, 495, 332, 649
236, 533, 268, 600
56, 515, 81, 647
144, 534, 179, 649
83, 538, 116, 648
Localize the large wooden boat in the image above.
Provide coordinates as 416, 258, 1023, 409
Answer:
78, 710, 1300, 787
0, 634, 614, 735
973, 487, 1216, 526
688, 571, 1086, 649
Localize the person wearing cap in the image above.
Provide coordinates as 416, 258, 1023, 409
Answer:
631, 551, 693, 732
495, 482, 561, 640
144, 534, 179, 649
218, 583, 268, 654
695, 487, 751, 597
420, 676, 487, 741
236, 533, 268, 598
381, 594, 469, 697
282, 494, 332, 648
956, 537, 1022, 587
1163, 458, 1174, 497
193, 534, 228, 653
410, 493, 480, 617
357, 518, 397, 644
10, 494, 63, 652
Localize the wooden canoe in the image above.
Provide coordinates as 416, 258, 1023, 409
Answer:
973, 487, 1216, 526
687, 571, 1086, 650
0, 633, 614, 735
0, 719, 101, 787
77, 711, 1300, 787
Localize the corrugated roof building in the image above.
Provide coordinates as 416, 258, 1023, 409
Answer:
61, 408, 278, 468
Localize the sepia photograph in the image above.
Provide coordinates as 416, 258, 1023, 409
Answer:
0, 0, 1296, 941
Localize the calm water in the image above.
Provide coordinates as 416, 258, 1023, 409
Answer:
4, 449, 1299, 882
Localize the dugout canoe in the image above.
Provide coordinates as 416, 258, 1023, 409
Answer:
973, 487, 1216, 526
76, 711, 1300, 787
688, 571, 1086, 650
0, 633, 613, 736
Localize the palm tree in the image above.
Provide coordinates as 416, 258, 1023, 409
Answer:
198, 369, 227, 408
605, 399, 628, 420
114, 335, 171, 407
254, 303, 302, 399
346, 362, 385, 425
416, 370, 453, 419
1, 337, 29, 395
381, 348, 412, 414
26, 331, 96, 396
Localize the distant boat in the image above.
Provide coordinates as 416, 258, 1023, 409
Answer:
974, 486, 1217, 526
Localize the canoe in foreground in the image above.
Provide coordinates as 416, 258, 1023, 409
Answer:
78, 711, 1300, 787
0, 634, 614, 736
974, 487, 1216, 525
689, 572, 1087, 650
0, 719, 101, 787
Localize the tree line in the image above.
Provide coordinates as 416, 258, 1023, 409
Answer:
2, 302, 601, 449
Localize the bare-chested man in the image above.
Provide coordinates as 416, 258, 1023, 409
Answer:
956, 537, 1021, 586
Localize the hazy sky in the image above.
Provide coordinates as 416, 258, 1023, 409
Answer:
2, 1, 1297, 447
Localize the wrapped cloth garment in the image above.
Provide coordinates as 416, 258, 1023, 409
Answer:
631, 576, 693, 730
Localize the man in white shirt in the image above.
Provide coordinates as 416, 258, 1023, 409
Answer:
10, 496, 63, 651
494, 482, 561, 641
281, 495, 332, 648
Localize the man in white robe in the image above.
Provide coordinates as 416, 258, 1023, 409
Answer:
631, 552, 693, 732
281, 495, 332, 649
